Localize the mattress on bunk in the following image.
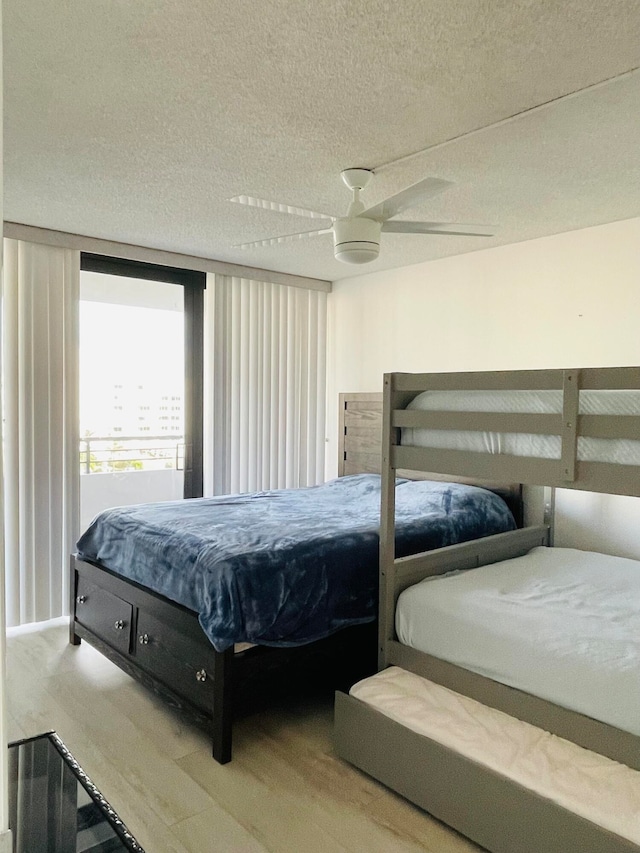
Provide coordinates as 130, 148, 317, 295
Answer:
76, 473, 515, 653
401, 388, 640, 463
350, 666, 640, 846
396, 546, 640, 736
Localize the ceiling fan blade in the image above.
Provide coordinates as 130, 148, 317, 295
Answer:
229, 195, 333, 221
234, 227, 332, 250
362, 177, 453, 222
382, 221, 493, 237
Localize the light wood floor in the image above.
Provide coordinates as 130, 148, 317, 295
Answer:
5, 619, 483, 852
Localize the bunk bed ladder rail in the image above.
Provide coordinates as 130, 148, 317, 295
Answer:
560, 369, 580, 482
378, 374, 399, 671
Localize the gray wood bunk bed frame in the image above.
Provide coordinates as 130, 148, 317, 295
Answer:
335, 366, 640, 853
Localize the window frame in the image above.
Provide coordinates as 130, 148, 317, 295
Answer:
80, 253, 205, 498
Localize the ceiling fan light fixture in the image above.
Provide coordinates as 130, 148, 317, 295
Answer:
334, 242, 380, 264
333, 216, 381, 264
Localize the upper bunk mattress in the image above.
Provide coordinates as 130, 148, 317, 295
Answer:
76, 473, 515, 652
401, 388, 640, 463
396, 545, 640, 736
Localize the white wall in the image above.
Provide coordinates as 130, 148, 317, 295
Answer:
327, 216, 640, 559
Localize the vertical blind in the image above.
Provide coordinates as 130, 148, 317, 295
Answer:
206, 275, 327, 495
2, 251, 327, 627
3, 239, 80, 627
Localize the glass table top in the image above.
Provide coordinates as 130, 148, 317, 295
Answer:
8, 732, 144, 853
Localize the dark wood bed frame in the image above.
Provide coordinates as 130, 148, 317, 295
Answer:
69, 392, 522, 764
69, 393, 383, 764
69, 554, 377, 764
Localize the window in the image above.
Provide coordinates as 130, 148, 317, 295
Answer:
80, 253, 204, 509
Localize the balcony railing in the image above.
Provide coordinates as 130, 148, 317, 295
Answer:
80, 435, 184, 474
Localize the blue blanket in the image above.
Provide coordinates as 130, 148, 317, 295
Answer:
76, 474, 515, 652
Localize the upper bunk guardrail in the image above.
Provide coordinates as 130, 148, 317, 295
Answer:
392, 410, 640, 441
390, 366, 640, 393
383, 366, 640, 496
392, 410, 562, 434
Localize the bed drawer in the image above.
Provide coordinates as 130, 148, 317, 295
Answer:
134, 611, 216, 711
75, 578, 133, 655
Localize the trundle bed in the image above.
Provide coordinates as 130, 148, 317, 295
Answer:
70, 393, 519, 764
334, 366, 640, 853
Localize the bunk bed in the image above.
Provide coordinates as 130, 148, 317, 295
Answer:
335, 366, 640, 853
70, 393, 520, 765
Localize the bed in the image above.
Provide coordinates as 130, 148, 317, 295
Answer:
70, 393, 519, 764
334, 367, 640, 853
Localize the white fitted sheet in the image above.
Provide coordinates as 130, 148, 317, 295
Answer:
401, 388, 640, 463
350, 666, 640, 846
396, 546, 640, 735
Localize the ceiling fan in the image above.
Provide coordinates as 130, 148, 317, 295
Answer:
230, 169, 492, 265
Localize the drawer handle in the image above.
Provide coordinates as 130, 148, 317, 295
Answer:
114, 620, 125, 631
138, 633, 150, 645
76, 595, 86, 605
195, 669, 207, 683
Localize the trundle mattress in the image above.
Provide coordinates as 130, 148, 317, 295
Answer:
350, 666, 640, 846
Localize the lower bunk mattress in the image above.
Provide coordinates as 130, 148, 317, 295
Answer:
396, 545, 640, 736
349, 666, 640, 847
76, 473, 515, 652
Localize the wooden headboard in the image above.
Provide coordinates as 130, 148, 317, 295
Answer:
339, 392, 523, 526
338, 393, 383, 477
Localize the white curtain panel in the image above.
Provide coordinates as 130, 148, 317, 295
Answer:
3, 239, 80, 627
205, 275, 327, 496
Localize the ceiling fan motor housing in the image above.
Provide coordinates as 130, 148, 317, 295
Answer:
333, 217, 381, 264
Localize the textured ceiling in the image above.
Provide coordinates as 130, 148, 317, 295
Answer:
4, 0, 640, 281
